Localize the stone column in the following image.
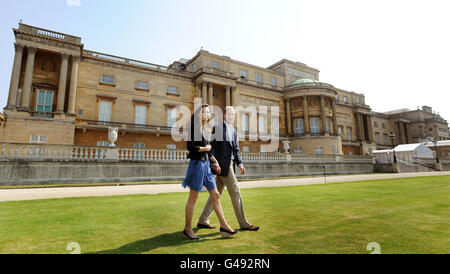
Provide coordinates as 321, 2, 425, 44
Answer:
6, 43, 25, 109
332, 98, 338, 134
67, 56, 80, 115
20, 46, 38, 110
56, 53, 70, 113
356, 112, 365, 141
366, 115, 374, 142
320, 95, 326, 134
208, 82, 214, 106
303, 95, 310, 134
225, 85, 231, 106
285, 99, 292, 135
201, 82, 207, 104
232, 86, 240, 107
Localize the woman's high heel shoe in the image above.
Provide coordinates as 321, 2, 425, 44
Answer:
220, 227, 239, 238
183, 230, 200, 240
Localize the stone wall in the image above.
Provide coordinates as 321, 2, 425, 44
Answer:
0, 160, 375, 186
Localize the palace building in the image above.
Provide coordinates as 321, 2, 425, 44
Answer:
1, 23, 449, 155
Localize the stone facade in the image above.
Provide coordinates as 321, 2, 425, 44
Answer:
1, 23, 449, 157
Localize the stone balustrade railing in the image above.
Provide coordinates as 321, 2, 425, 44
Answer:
18, 23, 82, 44
0, 143, 373, 164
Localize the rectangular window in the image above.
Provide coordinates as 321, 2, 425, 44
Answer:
315, 146, 323, 155
135, 105, 146, 125
347, 127, 352, 141
382, 123, 386, 129
97, 141, 109, 147
36, 90, 53, 113
240, 70, 247, 79
137, 80, 148, 90
295, 119, 304, 134
134, 143, 145, 149
374, 121, 378, 127
272, 117, 279, 135
343, 96, 348, 103
256, 73, 263, 83
326, 119, 331, 133
271, 77, 277, 86
167, 86, 178, 95
167, 144, 177, 150
101, 74, 114, 85
212, 61, 220, 69
383, 134, 388, 144
294, 147, 302, 154
375, 133, 380, 144
98, 101, 112, 122
258, 116, 266, 134
338, 126, 343, 137
242, 146, 250, 152
167, 108, 177, 127
30, 135, 47, 144
192, 64, 197, 72
242, 113, 249, 132
310, 118, 319, 134
260, 146, 266, 152
356, 98, 360, 104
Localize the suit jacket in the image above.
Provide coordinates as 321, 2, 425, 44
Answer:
186, 121, 212, 161
210, 122, 243, 177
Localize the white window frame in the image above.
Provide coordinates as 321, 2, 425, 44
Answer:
98, 101, 112, 122
326, 119, 331, 133
347, 127, 352, 141
258, 115, 266, 134
295, 119, 304, 134
167, 86, 178, 95
271, 77, 277, 86
97, 141, 109, 147
294, 147, 302, 154
256, 73, 263, 83
314, 146, 323, 155
272, 117, 279, 135
343, 96, 348, 103
30, 135, 47, 144
167, 108, 177, 127
167, 144, 177, 150
137, 80, 148, 90
240, 70, 247, 79
310, 118, 319, 134
242, 113, 249, 132
135, 105, 147, 125
211, 61, 220, 69
242, 146, 250, 152
101, 74, 114, 85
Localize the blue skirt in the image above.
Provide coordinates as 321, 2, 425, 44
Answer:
182, 157, 217, 192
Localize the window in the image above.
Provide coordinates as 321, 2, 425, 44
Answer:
167, 108, 177, 127
310, 118, 319, 134
137, 80, 148, 90
212, 61, 220, 69
168, 86, 178, 95
134, 143, 145, 149
97, 141, 109, 147
374, 121, 378, 128
256, 73, 263, 83
135, 105, 146, 125
382, 123, 386, 129
30, 135, 47, 144
383, 134, 388, 144
36, 90, 53, 113
375, 133, 380, 144
258, 115, 266, 133
338, 127, 343, 137
260, 146, 266, 152
315, 146, 323, 155
98, 101, 112, 122
101, 74, 114, 85
242, 146, 250, 152
335, 94, 339, 101
167, 144, 177, 150
242, 113, 249, 132
295, 119, 304, 134
326, 119, 331, 133
347, 127, 352, 141
349, 151, 353, 156
294, 147, 302, 154
192, 64, 197, 72
272, 118, 279, 134
356, 98, 360, 104
343, 96, 348, 103
240, 70, 247, 78
332, 144, 338, 155
271, 77, 277, 86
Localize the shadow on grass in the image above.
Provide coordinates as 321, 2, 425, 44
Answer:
88, 228, 234, 254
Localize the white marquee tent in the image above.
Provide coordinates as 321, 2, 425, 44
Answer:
372, 143, 435, 164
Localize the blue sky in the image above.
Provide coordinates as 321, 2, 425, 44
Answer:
1, 0, 450, 121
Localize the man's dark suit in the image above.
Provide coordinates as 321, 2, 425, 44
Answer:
210, 122, 243, 176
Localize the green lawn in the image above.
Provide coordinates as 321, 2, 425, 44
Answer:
0, 175, 449, 254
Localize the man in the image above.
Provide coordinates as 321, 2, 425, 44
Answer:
197, 106, 259, 231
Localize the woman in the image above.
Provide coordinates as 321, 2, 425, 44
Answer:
182, 104, 238, 240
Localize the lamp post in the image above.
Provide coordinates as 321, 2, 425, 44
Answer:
390, 132, 397, 164
431, 138, 440, 164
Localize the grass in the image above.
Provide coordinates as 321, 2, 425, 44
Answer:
0, 175, 449, 254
